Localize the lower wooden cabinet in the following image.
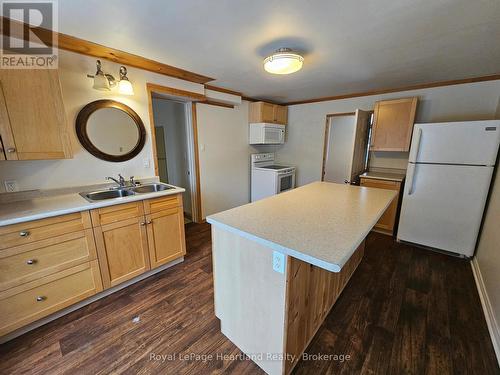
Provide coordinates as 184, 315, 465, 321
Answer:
94, 216, 151, 289
146, 207, 186, 268
0, 260, 102, 336
0, 192, 186, 337
360, 177, 402, 235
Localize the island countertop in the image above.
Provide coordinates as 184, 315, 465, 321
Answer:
207, 181, 397, 272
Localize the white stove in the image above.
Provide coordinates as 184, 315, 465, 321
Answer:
251, 153, 296, 202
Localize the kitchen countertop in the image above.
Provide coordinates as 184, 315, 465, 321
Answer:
0, 185, 185, 227
360, 171, 406, 182
207, 181, 396, 272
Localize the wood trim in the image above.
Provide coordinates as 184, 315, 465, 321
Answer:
204, 85, 242, 97
147, 83, 206, 102
200, 100, 234, 109
0, 17, 214, 84
321, 112, 357, 181
284, 74, 500, 106
191, 103, 203, 223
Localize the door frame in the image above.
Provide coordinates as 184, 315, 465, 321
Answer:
146, 83, 204, 223
321, 112, 356, 181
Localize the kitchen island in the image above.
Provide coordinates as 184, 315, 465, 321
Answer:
207, 181, 397, 375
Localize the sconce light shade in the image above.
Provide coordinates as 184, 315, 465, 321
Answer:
118, 66, 134, 95
93, 71, 111, 91
118, 79, 134, 95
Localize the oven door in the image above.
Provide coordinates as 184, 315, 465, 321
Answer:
264, 127, 285, 144
276, 170, 295, 193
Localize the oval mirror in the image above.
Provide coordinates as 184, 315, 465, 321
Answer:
76, 100, 146, 162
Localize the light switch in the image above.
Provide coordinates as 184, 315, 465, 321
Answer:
272, 251, 285, 274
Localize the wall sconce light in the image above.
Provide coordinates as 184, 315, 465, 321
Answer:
87, 60, 134, 95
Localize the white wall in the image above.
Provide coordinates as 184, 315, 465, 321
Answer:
475, 168, 500, 359
196, 101, 259, 218
324, 115, 355, 183
152, 98, 192, 215
278, 80, 500, 186
0, 49, 204, 192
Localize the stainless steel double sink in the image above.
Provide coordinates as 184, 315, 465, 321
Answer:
79, 182, 174, 203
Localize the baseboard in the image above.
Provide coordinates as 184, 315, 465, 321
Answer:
471, 258, 500, 364
0, 257, 184, 344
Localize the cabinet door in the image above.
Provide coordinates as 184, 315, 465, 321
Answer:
371, 97, 418, 152
94, 217, 150, 288
146, 207, 186, 268
360, 178, 400, 234
0, 69, 72, 160
274, 105, 288, 125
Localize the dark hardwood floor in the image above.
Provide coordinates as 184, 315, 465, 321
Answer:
0, 223, 498, 374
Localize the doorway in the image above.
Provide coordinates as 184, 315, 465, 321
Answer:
322, 110, 372, 184
147, 83, 203, 223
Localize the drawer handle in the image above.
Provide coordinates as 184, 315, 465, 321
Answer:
6, 147, 16, 153
26, 259, 37, 265
36, 296, 46, 302
19, 230, 30, 237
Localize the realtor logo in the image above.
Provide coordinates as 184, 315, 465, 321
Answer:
1, 1, 58, 68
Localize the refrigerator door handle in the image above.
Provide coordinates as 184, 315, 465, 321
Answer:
407, 163, 416, 195
411, 127, 423, 162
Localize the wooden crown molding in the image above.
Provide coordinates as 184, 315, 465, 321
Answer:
284, 74, 500, 106
204, 84, 242, 97
0, 16, 214, 84
200, 100, 234, 109
146, 83, 206, 102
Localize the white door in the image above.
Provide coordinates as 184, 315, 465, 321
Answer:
348, 109, 371, 183
397, 163, 493, 256
409, 121, 500, 165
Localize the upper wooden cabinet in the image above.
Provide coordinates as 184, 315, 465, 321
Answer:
249, 101, 288, 125
0, 69, 72, 160
370, 97, 418, 152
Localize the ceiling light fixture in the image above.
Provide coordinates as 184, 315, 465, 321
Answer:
87, 60, 134, 95
263, 48, 304, 75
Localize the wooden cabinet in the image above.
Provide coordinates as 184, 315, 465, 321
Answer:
249, 101, 288, 125
92, 195, 185, 288
360, 177, 402, 235
94, 216, 151, 288
370, 97, 418, 152
0, 69, 72, 160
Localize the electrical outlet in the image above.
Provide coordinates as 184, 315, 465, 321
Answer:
272, 251, 285, 274
4, 180, 19, 192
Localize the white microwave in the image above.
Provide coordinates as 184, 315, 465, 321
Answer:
249, 123, 285, 145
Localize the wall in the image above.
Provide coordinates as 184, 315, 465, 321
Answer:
152, 98, 192, 215
474, 168, 500, 360
0, 49, 204, 192
278, 80, 500, 186
196, 101, 259, 218
324, 115, 355, 183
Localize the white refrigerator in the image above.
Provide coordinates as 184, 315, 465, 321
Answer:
397, 120, 500, 257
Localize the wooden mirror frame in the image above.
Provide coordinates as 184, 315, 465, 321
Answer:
76, 99, 146, 162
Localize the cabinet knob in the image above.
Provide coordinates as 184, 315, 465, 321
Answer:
146, 220, 152, 225
36, 296, 46, 302
140, 221, 146, 226
6, 147, 16, 153
19, 230, 30, 237
26, 259, 37, 265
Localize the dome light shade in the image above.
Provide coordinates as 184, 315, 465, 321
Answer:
264, 48, 304, 75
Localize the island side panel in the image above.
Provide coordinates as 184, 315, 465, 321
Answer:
284, 240, 365, 374
211, 226, 288, 375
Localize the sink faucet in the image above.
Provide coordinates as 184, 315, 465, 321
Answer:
106, 174, 126, 188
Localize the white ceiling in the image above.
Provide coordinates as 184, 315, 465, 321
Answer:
59, 0, 500, 103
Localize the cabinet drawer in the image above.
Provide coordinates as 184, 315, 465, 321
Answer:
0, 260, 102, 336
360, 178, 400, 190
0, 212, 92, 250
143, 194, 182, 214
90, 201, 144, 226
0, 229, 97, 291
